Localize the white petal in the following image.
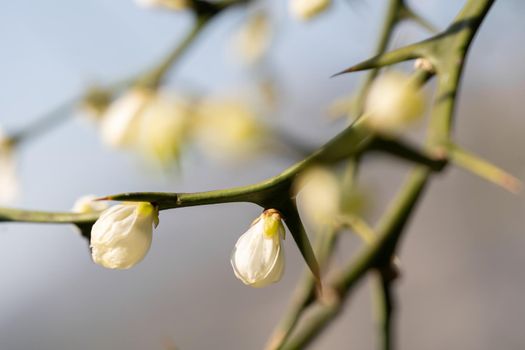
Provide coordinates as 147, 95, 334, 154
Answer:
136, 92, 190, 166
289, 0, 331, 21
364, 71, 425, 134
231, 218, 285, 287
0, 154, 18, 204
90, 203, 156, 269
101, 89, 150, 148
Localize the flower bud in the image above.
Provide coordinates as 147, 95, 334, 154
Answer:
100, 88, 153, 148
0, 128, 18, 204
364, 71, 425, 134
72, 195, 110, 213
90, 202, 159, 269
231, 209, 285, 287
289, 0, 332, 21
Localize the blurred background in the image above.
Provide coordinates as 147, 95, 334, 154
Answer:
0, 0, 524, 349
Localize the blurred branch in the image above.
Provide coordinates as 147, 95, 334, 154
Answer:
9, 97, 80, 147
269, 0, 498, 348
280, 167, 430, 349
265, 227, 340, 350
6, 5, 221, 148
447, 143, 522, 194
137, 13, 211, 89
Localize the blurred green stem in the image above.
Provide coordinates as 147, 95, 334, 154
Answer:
374, 268, 396, 350
8, 9, 214, 148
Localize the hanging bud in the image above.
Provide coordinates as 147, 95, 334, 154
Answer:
232, 11, 272, 64
364, 71, 425, 134
90, 202, 159, 269
72, 195, 110, 213
231, 209, 285, 288
100, 88, 154, 148
289, 0, 332, 21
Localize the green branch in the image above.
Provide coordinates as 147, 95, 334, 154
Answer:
273, 0, 498, 348
373, 268, 396, 350
280, 167, 430, 350
7, 7, 219, 148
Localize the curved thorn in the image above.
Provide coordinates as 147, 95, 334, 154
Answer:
332, 43, 423, 77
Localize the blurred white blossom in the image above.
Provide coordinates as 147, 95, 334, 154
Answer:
289, 0, 331, 21
364, 71, 425, 134
100, 88, 193, 166
193, 98, 264, 161
232, 11, 272, 64
135, 0, 189, 10
231, 209, 285, 287
0, 128, 18, 204
295, 166, 340, 227
90, 202, 159, 269
72, 195, 110, 213
100, 88, 153, 148
136, 92, 192, 167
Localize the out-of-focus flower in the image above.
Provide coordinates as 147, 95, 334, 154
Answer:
295, 166, 340, 227
101, 88, 193, 166
135, 0, 189, 10
193, 98, 264, 161
90, 202, 159, 269
0, 128, 18, 204
232, 11, 272, 64
231, 209, 285, 287
100, 88, 153, 148
289, 0, 332, 21
363, 71, 425, 134
72, 195, 110, 213
136, 93, 192, 167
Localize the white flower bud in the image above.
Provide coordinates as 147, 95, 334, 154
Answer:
135, 0, 189, 10
231, 209, 285, 288
0, 128, 18, 204
364, 71, 425, 134
90, 202, 159, 269
289, 0, 332, 21
72, 195, 110, 213
100, 88, 153, 148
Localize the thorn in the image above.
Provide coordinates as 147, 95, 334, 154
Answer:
448, 143, 522, 194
